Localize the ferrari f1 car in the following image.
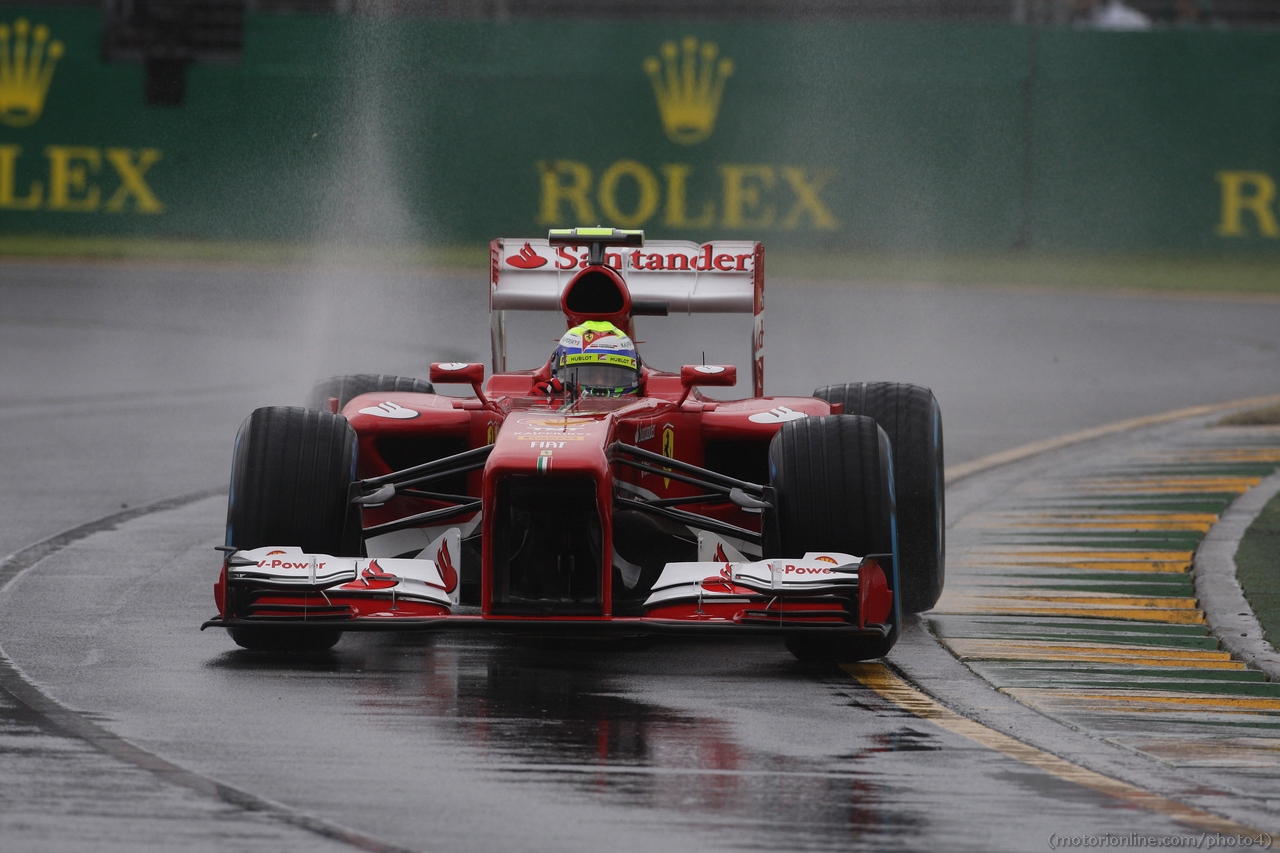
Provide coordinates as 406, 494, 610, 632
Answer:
205, 228, 944, 662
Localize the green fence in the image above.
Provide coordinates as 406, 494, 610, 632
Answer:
1, 7, 1279, 252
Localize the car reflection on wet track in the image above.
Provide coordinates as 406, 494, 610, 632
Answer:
210, 634, 921, 848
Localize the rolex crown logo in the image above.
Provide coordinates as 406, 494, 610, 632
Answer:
643, 37, 734, 146
0, 18, 63, 128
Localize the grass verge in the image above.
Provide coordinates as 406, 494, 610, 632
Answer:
1220, 404, 1280, 426
0, 235, 490, 269
1235, 489, 1280, 649
765, 250, 1280, 295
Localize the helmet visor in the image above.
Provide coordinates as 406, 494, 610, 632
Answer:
559, 363, 639, 395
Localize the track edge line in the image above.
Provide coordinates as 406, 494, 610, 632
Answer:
1194, 469, 1280, 681
0, 487, 425, 853
944, 392, 1280, 485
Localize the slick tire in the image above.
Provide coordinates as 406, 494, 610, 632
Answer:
225, 406, 359, 653
815, 382, 945, 614
305, 374, 434, 411
767, 415, 898, 663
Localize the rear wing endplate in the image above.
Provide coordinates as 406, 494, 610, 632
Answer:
489, 238, 765, 396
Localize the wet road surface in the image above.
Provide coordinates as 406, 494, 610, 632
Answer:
0, 498, 1224, 852
2, 259, 1279, 850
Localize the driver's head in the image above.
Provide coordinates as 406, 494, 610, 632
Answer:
551, 321, 641, 397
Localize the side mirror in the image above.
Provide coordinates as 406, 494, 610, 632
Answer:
429, 362, 492, 410
680, 364, 737, 388
679, 365, 736, 405
430, 362, 485, 385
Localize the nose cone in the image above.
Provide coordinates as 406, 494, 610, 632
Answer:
487, 413, 613, 477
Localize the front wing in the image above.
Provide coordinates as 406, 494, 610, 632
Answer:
203, 547, 894, 639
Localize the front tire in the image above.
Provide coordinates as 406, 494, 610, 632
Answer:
767, 415, 899, 663
225, 406, 359, 652
815, 382, 944, 614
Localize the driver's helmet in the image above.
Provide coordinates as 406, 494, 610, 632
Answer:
551, 320, 641, 397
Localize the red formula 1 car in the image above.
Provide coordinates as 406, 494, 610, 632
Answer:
204, 228, 944, 662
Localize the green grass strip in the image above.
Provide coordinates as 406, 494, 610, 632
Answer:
970, 664, 1272, 690
1025, 582, 1196, 596
1219, 403, 1280, 426
765, 250, 1280, 295
1235, 488, 1280, 648
0, 235, 490, 269
929, 616, 1218, 648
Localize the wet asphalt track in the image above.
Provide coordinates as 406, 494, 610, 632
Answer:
1, 259, 1279, 851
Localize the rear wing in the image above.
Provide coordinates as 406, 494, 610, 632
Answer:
489, 238, 765, 396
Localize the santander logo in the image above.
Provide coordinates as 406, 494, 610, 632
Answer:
359, 559, 397, 589
700, 542, 746, 593
436, 542, 458, 594
507, 242, 548, 269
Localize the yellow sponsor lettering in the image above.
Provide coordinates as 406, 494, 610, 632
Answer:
661, 163, 714, 227
1215, 170, 1279, 237
0, 144, 40, 208
536, 160, 837, 232
537, 159, 594, 225
719, 164, 775, 228
781, 166, 837, 229
104, 148, 163, 213
45, 145, 100, 211
0, 144, 162, 214
645, 38, 733, 146
597, 159, 659, 229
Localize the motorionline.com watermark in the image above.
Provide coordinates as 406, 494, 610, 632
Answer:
1048, 833, 1273, 850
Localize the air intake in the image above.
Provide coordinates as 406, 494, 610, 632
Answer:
563, 269, 626, 315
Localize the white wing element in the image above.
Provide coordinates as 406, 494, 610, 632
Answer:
489, 237, 766, 397
696, 531, 751, 562
228, 546, 452, 607
491, 238, 760, 313
364, 519, 481, 560
423, 528, 462, 605
644, 552, 862, 609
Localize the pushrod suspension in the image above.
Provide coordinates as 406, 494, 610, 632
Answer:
610, 442, 765, 496
361, 444, 493, 490
362, 500, 482, 537
614, 495, 762, 545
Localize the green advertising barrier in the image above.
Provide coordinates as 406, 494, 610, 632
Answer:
0, 7, 1277, 253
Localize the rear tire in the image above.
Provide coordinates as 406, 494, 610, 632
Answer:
767, 415, 898, 663
225, 406, 359, 652
305, 374, 434, 411
815, 382, 944, 614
